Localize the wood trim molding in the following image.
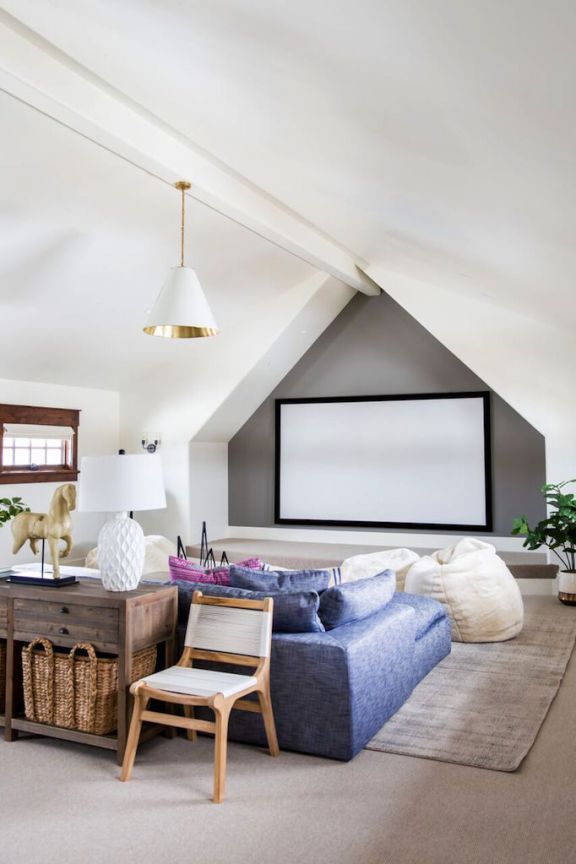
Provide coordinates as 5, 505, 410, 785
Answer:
0, 403, 80, 484
0, 469, 79, 485
0, 404, 80, 426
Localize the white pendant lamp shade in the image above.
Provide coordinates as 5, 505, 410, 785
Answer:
144, 179, 219, 339
143, 266, 219, 339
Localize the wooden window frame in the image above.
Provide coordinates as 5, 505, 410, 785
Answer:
0, 404, 80, 484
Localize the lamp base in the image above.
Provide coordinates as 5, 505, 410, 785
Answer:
98, 513, 144, 592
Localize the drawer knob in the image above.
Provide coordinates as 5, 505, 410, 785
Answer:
58, 627, 69, 635
59, 607, 69, 614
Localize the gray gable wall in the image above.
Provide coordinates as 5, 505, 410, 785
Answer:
228, 291, 546, 535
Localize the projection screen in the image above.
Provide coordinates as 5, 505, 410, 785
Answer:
275, 392, 492, 531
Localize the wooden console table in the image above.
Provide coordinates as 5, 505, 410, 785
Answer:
0, 580, 177, 763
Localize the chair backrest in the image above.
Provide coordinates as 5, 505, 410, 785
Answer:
184, 592, 273, 659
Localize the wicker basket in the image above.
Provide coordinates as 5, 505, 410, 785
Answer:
22, 638, 157, 735
0, 641, 6, 713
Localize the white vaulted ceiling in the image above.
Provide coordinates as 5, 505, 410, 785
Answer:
1, 1, 576, 462
0, 89, 315, 390
4, 0, 576, 331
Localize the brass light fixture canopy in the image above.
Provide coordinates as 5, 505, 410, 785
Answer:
144, 180, 219, 338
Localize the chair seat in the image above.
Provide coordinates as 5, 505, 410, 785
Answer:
140, 665, 257, 698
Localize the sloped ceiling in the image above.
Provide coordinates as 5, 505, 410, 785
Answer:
0, 89, 315, 390
1, 1, 575, 463
5, 0, 576, 334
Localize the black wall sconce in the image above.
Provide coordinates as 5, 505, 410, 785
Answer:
141, 437, 160, 454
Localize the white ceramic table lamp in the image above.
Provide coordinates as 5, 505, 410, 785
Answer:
78, 454, 166, 591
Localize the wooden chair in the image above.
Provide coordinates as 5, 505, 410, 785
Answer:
120, 590, 279, 803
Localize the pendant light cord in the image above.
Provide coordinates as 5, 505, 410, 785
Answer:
175, 180, 191, 268
180, 184, 185, 267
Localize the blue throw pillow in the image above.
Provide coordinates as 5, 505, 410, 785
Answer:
318, 569, 396, 630
229, 564, 331, 594
173, 579, 325, 634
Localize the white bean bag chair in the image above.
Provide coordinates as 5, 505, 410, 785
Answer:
341, 548, 420, 591
404, 538, 524, 642
85, 534, 176, 576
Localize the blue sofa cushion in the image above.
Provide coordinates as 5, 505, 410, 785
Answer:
318, 569, 396, 630
229, 564, 331, 593
172, 579, 325, 633
388, 592, 447, 639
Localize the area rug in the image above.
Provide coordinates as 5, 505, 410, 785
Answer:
366, 609, 576, 771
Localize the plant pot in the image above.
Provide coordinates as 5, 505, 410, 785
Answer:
558, 571, 576, 606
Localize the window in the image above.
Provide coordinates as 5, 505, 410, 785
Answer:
0, 404, 80, 484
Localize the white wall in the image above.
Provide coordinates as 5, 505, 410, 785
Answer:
0, 378, 119, 566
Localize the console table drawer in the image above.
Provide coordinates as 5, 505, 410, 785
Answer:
14, 599, 119, 647
0, 597, 7, 637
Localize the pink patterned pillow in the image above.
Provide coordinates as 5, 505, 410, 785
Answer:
168, 556, 261, 585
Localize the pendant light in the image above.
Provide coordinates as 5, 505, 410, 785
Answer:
144, 180, 219, 338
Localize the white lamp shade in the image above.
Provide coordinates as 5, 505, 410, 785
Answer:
144, 266, 219, 338
78, 454, 166, 513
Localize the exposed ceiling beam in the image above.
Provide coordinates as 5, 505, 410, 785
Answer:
0, 10, 381, 297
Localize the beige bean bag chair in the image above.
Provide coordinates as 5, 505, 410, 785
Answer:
404, 538, 523, 642
86, 534, 176, 576
341, 548, 420, 591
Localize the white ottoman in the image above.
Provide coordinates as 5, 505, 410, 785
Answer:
404, 538, 524, 642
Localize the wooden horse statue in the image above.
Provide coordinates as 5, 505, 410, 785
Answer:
11, 483, 76, 579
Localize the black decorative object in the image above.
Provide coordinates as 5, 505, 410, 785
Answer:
177, 535, 187, 560
200, 521, 209, 565
176, 523, 230, 568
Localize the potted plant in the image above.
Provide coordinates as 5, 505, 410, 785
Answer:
512, 479, 576, 605
0, 496, 29, 529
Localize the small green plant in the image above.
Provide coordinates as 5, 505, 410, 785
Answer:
0, 496, 29, 529
512, 479, 576, 572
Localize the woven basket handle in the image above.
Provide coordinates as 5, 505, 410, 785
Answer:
27, 637, 54, 656
24, 638, 54, 724
68, 643, 98, 730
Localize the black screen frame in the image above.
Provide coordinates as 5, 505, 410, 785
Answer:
274, 391, 493, 532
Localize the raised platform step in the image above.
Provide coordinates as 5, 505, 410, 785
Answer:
188, 538, 558, 581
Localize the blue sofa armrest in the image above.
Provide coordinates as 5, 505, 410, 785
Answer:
326, 602, 416, 758
229, 600, 416, 761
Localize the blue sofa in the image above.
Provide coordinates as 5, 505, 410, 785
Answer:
175, 583, 451, 761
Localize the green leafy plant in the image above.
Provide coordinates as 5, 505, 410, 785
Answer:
0, 496, 29, 528
512, 480, 576, 572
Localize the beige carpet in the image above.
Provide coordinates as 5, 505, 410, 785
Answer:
1, 597, 576, 864
367, 606, 576, 771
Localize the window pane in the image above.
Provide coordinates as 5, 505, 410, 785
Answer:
46, 450, 62, 465
13, 437, 30, 447
31, 447, 46, 464
46, 438, 63, 447
4, 437, 15, 446
3, 449, 13, 466
14, 450, 30, 466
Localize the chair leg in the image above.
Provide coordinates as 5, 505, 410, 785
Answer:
183, 705, 197, 742
258, 686, 279, 757
119, 690, 148, 782
213, 703, 231, 804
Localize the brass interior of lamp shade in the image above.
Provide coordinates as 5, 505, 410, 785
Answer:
143, 324, 220, 338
